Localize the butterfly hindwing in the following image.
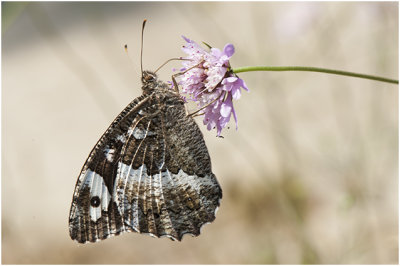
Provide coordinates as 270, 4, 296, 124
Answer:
115, 90, 222, 240
69, 83, 222, 243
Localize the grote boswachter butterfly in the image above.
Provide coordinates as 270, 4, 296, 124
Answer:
68, 20, 222, 243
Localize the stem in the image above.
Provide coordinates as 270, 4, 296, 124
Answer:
232, 66, 398, 85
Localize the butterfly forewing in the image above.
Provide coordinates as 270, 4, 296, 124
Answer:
69, 74, 222, 243
69, 94, 152, 243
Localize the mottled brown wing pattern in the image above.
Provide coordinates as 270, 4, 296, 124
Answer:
115, 91, 222, 240
69, 74, 222, 243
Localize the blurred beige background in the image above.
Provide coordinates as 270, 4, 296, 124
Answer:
2, 2, 398, 264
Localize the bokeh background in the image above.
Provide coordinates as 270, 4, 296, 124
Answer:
2, 2, 398, 264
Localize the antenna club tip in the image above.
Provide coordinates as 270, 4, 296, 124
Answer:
141, 20, 147, 74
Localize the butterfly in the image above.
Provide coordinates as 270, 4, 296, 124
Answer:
68, 21, 222, 243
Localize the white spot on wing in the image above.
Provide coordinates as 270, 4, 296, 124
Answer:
82, 170, 112, 222
127, 127, 156, 140
116, 134, 127, 143
104, 148, 115, 162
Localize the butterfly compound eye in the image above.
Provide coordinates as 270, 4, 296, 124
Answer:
145, 75, 154, 82
142, 71, 157, 84
90, 196, 101, 207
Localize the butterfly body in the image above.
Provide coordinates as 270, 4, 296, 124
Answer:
69, 71, 222, 243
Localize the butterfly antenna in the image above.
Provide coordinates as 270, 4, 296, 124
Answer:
141, 19, 147, 76
123, 44, 140, 77
154, 57, 190, 73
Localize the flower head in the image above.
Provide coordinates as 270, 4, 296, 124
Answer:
176, 36, 249, 136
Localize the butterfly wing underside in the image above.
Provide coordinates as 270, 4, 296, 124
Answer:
69, 90, 222, 243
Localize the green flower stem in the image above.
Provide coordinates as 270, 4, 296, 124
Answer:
232, 66, 398, 85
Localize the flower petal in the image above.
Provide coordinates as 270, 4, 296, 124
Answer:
223, 44, 235, 57
220, 94, 234, 118
232, 105, 238, 130
232, 86, 242, 100
181, 35, 191, 43
239, 78, 250, 92
220, 102, 232, 118
223, 76, 238, 84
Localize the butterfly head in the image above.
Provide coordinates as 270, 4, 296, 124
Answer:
141, 70, 159, 94
142, 70, 157, 83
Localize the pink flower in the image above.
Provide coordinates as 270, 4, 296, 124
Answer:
176, 36, 249, 136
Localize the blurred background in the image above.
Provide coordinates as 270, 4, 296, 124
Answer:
2, 2, 398, 264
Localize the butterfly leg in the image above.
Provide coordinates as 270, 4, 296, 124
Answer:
187, 90, 226, 117
170, 60, 205, 94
